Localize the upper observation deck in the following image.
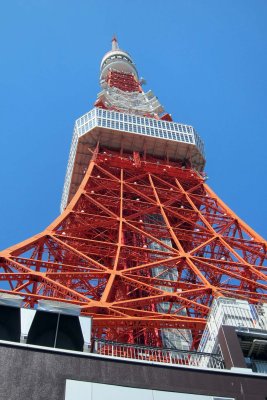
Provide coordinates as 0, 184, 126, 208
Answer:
60, 107, 205, 212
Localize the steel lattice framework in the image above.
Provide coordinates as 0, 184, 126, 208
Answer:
0, 37, 266, 349
0, 148, 266, 348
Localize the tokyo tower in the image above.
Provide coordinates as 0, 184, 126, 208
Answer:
1, 37, 266, 350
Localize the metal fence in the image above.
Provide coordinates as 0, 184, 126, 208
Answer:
252, 360, 267, 374
93, 339, 224, 370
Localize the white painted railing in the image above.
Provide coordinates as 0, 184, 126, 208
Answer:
93, 339, 224, 369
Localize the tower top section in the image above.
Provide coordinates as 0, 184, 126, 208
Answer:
61, 39, 206, 211
97, 37, 164, 116
100, 36, 138, 81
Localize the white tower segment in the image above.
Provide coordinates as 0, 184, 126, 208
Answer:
97, 37, 164, 116
100, 36, 138, 80
61, 38, 205, 212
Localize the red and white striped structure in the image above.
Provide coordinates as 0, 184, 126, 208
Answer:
0, 37, 266, 350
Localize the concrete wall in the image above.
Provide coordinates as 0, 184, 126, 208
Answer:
0, 343, 266, 400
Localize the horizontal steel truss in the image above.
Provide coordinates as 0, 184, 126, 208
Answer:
0, 148, 266, 348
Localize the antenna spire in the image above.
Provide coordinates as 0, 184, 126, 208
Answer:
111, 35, 119, 51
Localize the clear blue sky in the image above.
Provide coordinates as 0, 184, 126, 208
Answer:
0, 0, 266, 249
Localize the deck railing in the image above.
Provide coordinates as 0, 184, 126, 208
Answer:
93, 338, 224, 370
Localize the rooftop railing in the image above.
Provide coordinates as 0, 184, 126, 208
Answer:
93, 338, 225, 370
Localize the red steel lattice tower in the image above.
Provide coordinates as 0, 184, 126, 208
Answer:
0, 37, 266, 350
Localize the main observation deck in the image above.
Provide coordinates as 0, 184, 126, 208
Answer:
61, 107, 205, 212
